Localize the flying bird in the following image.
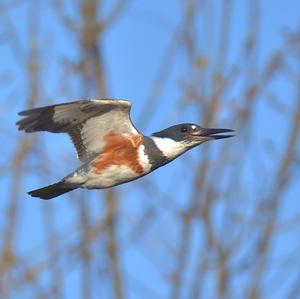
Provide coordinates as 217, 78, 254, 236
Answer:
17, 99, 234, 199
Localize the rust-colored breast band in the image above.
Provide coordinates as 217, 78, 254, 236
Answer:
92, 132, 144, 175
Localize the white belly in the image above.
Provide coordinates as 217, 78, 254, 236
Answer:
66, 143, 152, 189
83, 164, 141, 189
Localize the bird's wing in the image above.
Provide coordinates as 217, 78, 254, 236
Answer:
17, 99, 139, 162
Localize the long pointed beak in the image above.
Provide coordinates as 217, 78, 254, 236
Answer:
197, 128, 235, 140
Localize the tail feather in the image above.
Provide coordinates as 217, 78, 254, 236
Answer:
28, 181, 77, 200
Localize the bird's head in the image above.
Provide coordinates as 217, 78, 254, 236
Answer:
151, 123, 234, 161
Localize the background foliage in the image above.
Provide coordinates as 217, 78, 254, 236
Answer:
1, 1, 300, 299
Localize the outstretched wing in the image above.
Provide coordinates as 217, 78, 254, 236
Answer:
17, 99, 139, 162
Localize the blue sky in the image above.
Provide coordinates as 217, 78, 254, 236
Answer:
1, 1, 300, 298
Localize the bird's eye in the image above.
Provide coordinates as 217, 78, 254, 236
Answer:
181, 126, 188, 133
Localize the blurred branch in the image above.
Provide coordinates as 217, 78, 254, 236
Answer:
1, 3, 41, 295
248, 52, 300, 299
105, 190, 125, 299
77, 1, 126, 298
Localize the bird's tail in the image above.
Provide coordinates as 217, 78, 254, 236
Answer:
28, 181, 77, 200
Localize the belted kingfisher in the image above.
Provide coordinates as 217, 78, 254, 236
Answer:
17, 99, 234, 199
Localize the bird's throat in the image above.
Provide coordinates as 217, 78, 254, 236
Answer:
150, 136, 187, 161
